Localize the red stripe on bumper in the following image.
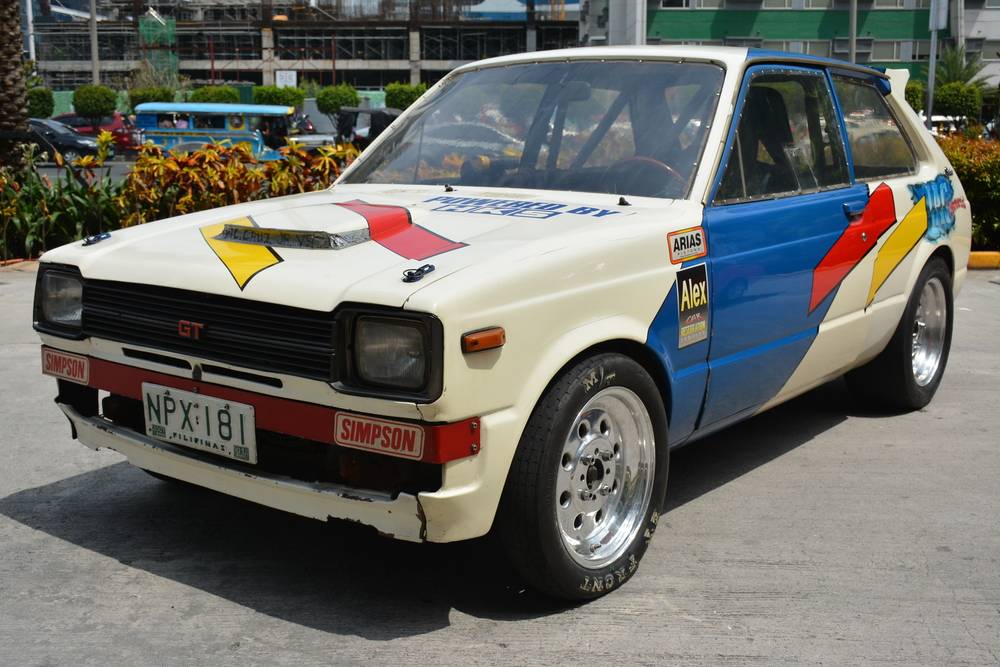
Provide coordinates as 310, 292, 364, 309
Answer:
54, 350, 480, 464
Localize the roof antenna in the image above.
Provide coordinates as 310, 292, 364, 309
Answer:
444, 184, 455, 192
618, 196, 631, 206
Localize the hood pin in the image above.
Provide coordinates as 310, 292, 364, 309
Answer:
402, 264, 436, 283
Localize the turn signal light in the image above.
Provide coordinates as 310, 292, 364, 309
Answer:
461, 327, 506, 353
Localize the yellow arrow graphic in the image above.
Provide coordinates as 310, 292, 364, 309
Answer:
867, 197, 928, 307
201, 217, 282, 290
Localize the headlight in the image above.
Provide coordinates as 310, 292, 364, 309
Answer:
354, 316, 427, 389
39, 271, 83, 329
336, 308, 443, 402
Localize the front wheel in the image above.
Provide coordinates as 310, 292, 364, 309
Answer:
846, 257, 953, 411
498, 353, 669, 600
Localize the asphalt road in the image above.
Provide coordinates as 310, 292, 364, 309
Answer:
1, 263, 998, 666
36, 160, 134, 185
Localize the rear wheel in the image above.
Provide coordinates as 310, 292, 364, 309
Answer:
846, 257, 953, 411
498, 353, 669, 600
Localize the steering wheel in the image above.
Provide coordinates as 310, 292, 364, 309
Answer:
604, 156, 687, 198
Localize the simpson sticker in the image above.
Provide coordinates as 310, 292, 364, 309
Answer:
334, 413, 425, 460
676, 263, 709, 348
667, 226, 707, 264
41, 348, 89, 385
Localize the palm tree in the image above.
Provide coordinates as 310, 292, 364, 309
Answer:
0, 0, 29, 168
936, 44, 989, 90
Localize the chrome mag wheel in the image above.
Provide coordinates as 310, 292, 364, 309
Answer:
911, 276, 947, 387
555, 386, 655, 569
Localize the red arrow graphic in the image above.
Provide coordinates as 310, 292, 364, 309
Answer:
809, 183, 896, 314
335, 199, 466, 260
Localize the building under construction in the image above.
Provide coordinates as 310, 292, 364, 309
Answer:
28, 0, 579, 91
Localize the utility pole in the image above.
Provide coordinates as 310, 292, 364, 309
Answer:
926, 0, 948, 129
90, 0, 100, 84
849, 0, 857, 64
633, 0, 646, 46
526, 0, 537, 52
26, 0, 36, 62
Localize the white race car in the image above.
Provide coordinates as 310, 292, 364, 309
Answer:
35, 46, 971, 600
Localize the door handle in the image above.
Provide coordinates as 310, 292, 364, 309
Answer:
843, 202, 866, 223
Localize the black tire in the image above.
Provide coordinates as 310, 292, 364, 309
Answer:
846, 257, 953, 411
498, 353, 669, 601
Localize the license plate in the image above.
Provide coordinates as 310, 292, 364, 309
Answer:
141, 383, 257, 464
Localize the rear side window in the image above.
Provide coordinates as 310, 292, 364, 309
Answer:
716, 70, 850, 204
832, 75, 917, 181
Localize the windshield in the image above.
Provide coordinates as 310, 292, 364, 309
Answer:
344, 60, 725, 199
37, 119, 75, 134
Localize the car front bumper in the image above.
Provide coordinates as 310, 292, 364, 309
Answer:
41, 344, 510, 543
59, 401, 429, 541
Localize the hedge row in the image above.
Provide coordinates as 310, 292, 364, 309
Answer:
938, 135, 1000, 249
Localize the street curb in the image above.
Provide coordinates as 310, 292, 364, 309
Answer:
0, 259, 28, 268
968, 251, 1000, 270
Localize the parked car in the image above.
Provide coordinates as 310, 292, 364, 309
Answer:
27, 118, 103, 161
34, 47, 971, 601
52, 111, 140, 152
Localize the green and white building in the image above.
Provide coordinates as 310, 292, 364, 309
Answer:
582, 0, 1000, 86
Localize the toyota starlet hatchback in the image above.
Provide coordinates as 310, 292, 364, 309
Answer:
35, 47, 971, 600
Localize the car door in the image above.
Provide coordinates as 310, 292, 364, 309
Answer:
828, 70, 928, 318
698, 64, 872, 428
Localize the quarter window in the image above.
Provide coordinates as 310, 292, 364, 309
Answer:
715, 70, 850, 203
832, 75, 917, 180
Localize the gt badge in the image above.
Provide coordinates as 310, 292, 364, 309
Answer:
667, 226, 707, 264
676, 263, 709, 348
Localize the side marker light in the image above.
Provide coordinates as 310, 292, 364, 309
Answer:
461, 327, 506, 353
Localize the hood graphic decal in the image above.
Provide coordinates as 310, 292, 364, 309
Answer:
335, 200, 467, 260
215, 224, 371, 250
201, 200, 466, 290
200, 216, 282, 290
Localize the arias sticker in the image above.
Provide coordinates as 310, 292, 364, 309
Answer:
667, 226, 707, 264
676, 263, 709, 348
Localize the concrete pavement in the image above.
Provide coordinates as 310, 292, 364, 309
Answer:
1, 262, 998, 665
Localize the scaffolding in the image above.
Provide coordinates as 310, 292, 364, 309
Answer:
138, 14, 178, 86
34, 0, 579, 90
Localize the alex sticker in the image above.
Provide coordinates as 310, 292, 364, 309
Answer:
667, 226, 707, 264
677, 263, 709, 348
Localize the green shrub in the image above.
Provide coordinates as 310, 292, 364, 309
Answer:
1, 140, 358, 259
905, 81, 925, 113
937, 134, 1000, 249
934, 82, 982, 122
72, 84, 117, 126
27, 87, 54, 118
0, 137, 118, 259
316, 83, 360, 116
129, 86, 174, 110
253, 85, 306, 108
189, 85, 240, 104
384, 82, 427, 111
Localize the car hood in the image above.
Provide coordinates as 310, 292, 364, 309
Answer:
41, 184, 701, 312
